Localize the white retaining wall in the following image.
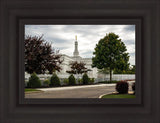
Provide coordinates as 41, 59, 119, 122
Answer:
25, 73, 135, 86
95, 74, 135, 82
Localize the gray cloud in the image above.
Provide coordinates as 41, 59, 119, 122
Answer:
25, 25, 135, 65
123, 25, 135, 32
123, 39, 135, 45
49, 37, 70, 44
81, 50, 93, 58
130, 52, 135, 56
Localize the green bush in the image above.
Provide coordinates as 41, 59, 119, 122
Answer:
50, 73, 61, 87
98, 80, 118, 84
43, 79, 50, 87
82, 73, 89, 85
63, 78, 69, 85
28, 72, 41, 88
68, 74, 76, 85
89, 78, 95, 84
78, 78, 82, 85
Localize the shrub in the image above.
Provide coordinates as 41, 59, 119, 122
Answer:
82, 73, 89, 85
116, 81, 129, 94
28, 72, 41, 88
78, 78, 82, 85
68, 74, 76, 85
63, 78, 69, 85
107, 80, 118, 84
89, 78, 95, 84
43, 79, 50, 87
50, 73, 61, 87
98, 80, 118, 84
132, 82, 135, 94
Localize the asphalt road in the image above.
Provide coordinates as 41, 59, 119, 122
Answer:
25, 82, 134, 98
25, 84, 116, 98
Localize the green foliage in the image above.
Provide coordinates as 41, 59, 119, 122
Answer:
78, 78, 82, 85
102, 94, 135, 98
25, 89, 41, 92
89, 78, 95, 84
43, 79, 50, 87
63, 78, 69, 85
113, 65, 136, 74
98, 68, 110, 74
28, 72, 41, 88
50, 73, 61, 86
68, 74, 76, 85
116, 81, 129, 94
130, 65, 136, 73
82, 73, 89, 85
92, 33, 130, 81
98, 80, 118, 84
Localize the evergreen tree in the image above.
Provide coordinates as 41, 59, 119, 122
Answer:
82, 73, 89, 85
50, 73, 60, 86
68, 74, 76, 85
28, 72, 41, 88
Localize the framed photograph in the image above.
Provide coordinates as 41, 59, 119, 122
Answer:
24, 24, 136, 99
0, 0, 160, 122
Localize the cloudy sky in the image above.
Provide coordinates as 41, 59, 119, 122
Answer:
25, 25, 135, 65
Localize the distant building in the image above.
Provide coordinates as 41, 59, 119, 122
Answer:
56, 36, 98, 78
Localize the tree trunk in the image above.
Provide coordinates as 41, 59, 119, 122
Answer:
110, 68, 112, 81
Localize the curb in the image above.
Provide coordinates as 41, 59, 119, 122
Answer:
99, 92, 113, 98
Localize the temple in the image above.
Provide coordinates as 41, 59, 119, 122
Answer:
56, 36, 98, 78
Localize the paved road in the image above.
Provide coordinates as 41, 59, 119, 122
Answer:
25, 84, 116, 98
25, 82, 134, 98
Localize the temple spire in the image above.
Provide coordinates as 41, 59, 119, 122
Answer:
73, 35, 79, 57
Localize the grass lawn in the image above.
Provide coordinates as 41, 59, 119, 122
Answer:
102, 94, 136, 98
25, 88, 41, 92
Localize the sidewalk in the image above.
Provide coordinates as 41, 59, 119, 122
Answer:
34, 80, 135, 92
36, 83, 116, 92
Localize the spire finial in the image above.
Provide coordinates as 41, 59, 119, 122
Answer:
73, 35, 79, 57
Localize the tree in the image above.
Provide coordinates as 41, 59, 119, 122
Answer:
113, 65, 135, 74
45, 50, 63, 74
50, 73, 61, 86
92, 32, 130, 81
27, 72, 41, 88
131, 65, 136, 73
82, 73, 89, 85
66, 61, 90, 74
98, 68, 110, 74
25, 35, 63, 74
68, 74, 76, 85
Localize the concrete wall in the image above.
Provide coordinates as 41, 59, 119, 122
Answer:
95, 74, 135, 83
25, 73, 135, 87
